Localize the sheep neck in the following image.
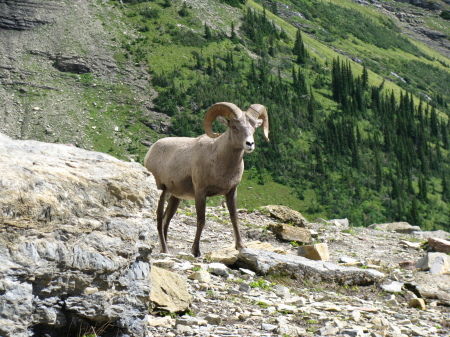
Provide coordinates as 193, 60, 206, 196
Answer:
216, 132, 245, 169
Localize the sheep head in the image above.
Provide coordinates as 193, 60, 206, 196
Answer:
203, 102, 270, 152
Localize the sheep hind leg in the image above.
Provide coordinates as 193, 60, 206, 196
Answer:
156, 189, 169, 254
162, 195, 180, 245
226, 187, 246, 251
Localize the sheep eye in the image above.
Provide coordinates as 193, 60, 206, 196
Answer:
231, 126, 238, 131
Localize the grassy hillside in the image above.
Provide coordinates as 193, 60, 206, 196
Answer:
101, 0, 450, 231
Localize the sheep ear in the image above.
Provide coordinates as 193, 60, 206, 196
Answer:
217, 115, 229, 127
255, 119, 263, 128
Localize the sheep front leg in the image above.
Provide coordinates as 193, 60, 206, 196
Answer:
157, 189, 169, 254
192, 192, 207, 257
226, 187, 246, 251
162, 195, 181, 243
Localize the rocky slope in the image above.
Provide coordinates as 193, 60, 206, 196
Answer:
1, 134, 449, 337
0, 0, 155, 153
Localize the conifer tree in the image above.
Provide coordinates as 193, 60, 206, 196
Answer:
204, 23, 212, 40
362, 65, 369, 89
293, 29, 308, 64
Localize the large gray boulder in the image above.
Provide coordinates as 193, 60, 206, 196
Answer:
0, 133, 160, 337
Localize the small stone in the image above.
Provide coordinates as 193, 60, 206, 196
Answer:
208, 262, 229, 277
176, 324, 192, 334
83, 287, 98, 295
409, 325, 428, 336
238, 311, 251, 321
399, 260, 417, 270
152, 259, 175, 269
351, 310, 361, 322
318, 323, 339, 335
285, 296, 307, 306
276, 304, 298, 314
268, 223, 311, 243
261, 323, 278, 331
298, 243, 330, 261
408, 298, 426, 310
188, 270, 211, 283
385, 298, 399, 306
148, 316, 175, 328
176, 316, 207, 327
427, 237, 450, 253
340, 328, 365, 337
416, 252, 450, 274
380, 281, 403, 293
324, 305, 341, 312
399, 240, 421, 249
339, 256, 358, 264
262, 205, 308, 226
205, 314, 222, 325
239, 283, 251, 293
239, 268, 256, 277
273, 284, 291, 298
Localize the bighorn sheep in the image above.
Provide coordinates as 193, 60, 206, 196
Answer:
144, 102, 269, 257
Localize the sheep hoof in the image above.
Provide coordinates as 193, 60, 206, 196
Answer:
191, 247, 201, 258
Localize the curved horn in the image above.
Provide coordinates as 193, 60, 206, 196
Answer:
246, 104, 270, 142
203, 102, 243, 138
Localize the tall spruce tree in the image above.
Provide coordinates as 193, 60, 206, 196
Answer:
293, 29, 308, 64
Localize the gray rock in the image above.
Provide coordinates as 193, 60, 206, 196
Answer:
273, 284, 291, 298
208, 262, 229, 277
340, 328, 365, 336
237, 248, 385, 286
268, 223, 311, 243
151, 266, 192, 313
239, 283, 251, 293
368, 222, 421, 233
427, 237, 450, 254
380, 281, 404, 293
53, 55, 90, 74
205, 314, 222, 325
0, 0, 56, 30
298, 243, 330, 261
416, 252, 450, 274
318, 323, 339, 335
261, 205, 308, 227
380, 281, 403, 293
0, 134, 160, 336
261, 323, 278, 331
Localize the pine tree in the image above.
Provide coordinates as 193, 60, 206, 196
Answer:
408, 198, 420, 226
204, 23, 212, 40
362, 65, 369, 89
293, 29, 308, 64
230, 21, 237, 41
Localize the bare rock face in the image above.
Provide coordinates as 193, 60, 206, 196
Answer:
0, 133, 160, 337
0, 0, 59, 30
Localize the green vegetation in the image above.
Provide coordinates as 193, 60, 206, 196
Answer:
99, 0, 450, 231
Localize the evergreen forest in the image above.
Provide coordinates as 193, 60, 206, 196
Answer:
114, 0, 450, 231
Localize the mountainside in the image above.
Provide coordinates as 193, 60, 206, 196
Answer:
1, 0, 450, 230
